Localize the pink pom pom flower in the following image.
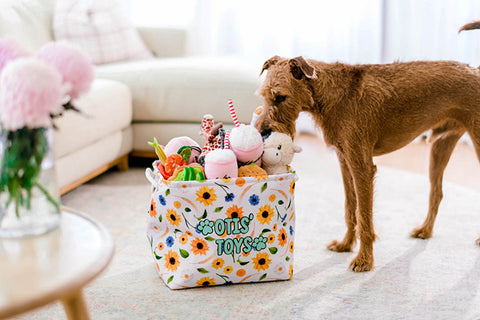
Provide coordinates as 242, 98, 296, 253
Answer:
0, 58, 64, 131
37, 41, 94, 100
0, 37, 30, 75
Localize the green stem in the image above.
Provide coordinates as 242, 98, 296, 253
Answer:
35, 182, 60, 213
215, 273, 230, 283
181, 212, 195, 229
214, 182, 230, 195
14, 193, 20, 219
26, 188, 32, 210
275, 205, 282, 220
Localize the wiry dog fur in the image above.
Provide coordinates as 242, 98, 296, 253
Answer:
255, 24, 480, 272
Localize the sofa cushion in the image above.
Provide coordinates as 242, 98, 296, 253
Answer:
54, 79, 132, 158
95, 57, 263, 125
0, 0, 54, 51
53, 0, 153, 65
56, 127, 132, 189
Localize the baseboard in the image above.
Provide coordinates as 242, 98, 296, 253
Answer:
131, 150, 157, 158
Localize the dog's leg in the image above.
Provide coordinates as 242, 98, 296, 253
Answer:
411, 132, 463, 239
327, 154, 357, 252
346, 151, 376, 272
466, 128, 480, 246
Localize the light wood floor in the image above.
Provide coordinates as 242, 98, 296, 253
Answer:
296, 133, 480, 192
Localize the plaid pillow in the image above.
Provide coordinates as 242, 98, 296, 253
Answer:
53, 0, 153, 65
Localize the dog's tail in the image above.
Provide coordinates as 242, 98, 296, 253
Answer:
459, 21, 480, 33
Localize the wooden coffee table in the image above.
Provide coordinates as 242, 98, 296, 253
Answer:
0, 207, 114, 320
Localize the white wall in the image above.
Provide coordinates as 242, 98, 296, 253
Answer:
128, 0, 480, 66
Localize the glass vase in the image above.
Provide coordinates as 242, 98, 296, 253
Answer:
0, 127, 61, 238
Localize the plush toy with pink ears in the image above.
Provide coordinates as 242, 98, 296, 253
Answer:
261, 130, 302, 175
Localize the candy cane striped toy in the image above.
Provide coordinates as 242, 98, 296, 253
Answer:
228, 99, 240, 127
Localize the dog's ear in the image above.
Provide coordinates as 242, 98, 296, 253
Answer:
288, 56, 317, 80
459, 20, 480, 33
293, 144, 302, 153
260, 56, 281, 75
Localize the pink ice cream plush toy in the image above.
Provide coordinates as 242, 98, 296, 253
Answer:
229, 124, 264, 166
227, 99, 264, 167
204, 148, 238, 180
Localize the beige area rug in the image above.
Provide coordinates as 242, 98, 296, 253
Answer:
15, 148, 480, 320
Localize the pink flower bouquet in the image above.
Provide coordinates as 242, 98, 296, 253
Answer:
37, 41, 94, 112
0, 38, 94, 219
0, 37, 29, 74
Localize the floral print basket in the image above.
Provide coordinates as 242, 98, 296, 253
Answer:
145, 167, 297, 289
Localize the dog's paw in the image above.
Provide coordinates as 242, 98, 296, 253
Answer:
349, 254, 374, 272
410, 226, 432, 239
327, 239, 353, 252
476, 237, 480, 246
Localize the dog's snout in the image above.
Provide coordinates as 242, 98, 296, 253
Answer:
260, 129, 272, 141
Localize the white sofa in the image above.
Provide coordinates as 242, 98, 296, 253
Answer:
0, 0, 262, 193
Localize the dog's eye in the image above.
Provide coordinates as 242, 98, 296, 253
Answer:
277, 145, 282, 150
274, 95, 286, 104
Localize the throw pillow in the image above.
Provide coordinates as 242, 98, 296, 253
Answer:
53, 0, 153, 65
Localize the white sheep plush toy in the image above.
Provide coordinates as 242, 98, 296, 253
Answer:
262, 132, 302, 175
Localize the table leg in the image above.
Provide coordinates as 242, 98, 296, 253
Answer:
61, 289, 90, 320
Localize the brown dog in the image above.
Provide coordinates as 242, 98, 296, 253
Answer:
255, 38, 480, 271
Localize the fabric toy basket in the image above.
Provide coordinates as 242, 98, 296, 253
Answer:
145, 167, 297, 289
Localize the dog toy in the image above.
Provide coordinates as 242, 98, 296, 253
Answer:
250, 106, 263, 126
262, 131, 302, 175
198, 114, 225, 161
228, 98, 240, 127
228, 99, 264, 167
149, 137, 175, 179
150, 137, 199, 179
164, 154, 184, 174
148, 137, 167, 163
204, 148, 238, 180
169, 164, 205, 181
238, 163, 267, 178
153, 153, 187, 179
164, 136, 201, 164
